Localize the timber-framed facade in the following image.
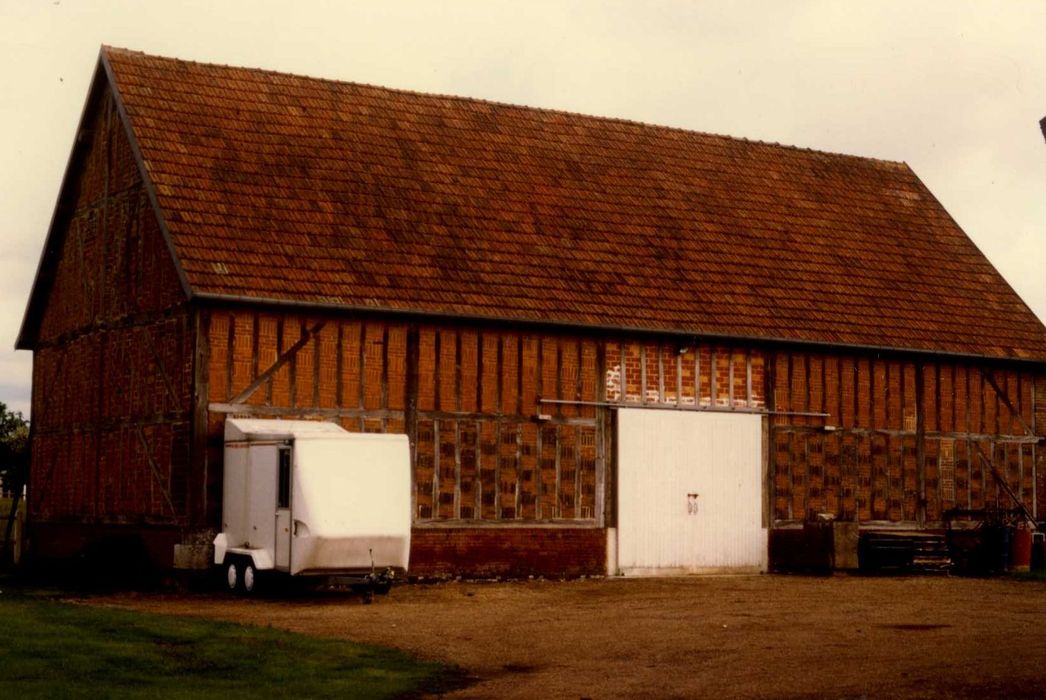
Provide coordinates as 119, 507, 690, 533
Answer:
17, 47, 1046, 577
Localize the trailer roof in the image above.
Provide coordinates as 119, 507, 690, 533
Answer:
224, 418, 411, 443
224, 418, 348, 441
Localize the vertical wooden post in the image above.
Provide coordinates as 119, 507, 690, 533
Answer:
94, 331, 106, 522
728, 349, 735, 406
915, 362, 926, 525
657, 342, 665, 404
762, 414, 771, 529
710, 349, 718, 406
746, 348, 754, 408
619, 341, 627, 403
494, 337, 502, 519
766, 350, 777, 524
675, 351, 682, 407
311, 320, 321, 408
380, 325, 390, 431
595, 341, 607, 528
405, 324, 419, 523
695, 343, 701, 404
357, 322, 367, 426
433, 419, 443, 517
190, 307, 210, 528
640, 345, 647, 404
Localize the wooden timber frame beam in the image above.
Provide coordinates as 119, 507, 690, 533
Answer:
979, 368, 1037, 439
28, 352, 68, 514
225, 320, 326, 404
134, 424, 178, 518
972, 369, 1042, 529
141, 324, 179, 405
969, 441, 1038, 530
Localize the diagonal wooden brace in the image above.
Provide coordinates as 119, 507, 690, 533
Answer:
970, 441, 1038, 530
979, 369, 1036, 438
226, 320, 326, 404
135, 424, 177, 517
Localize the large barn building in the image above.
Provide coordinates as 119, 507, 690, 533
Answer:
16, 47, 1046, 578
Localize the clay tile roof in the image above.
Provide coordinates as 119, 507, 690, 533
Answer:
103, 46, 1046, 362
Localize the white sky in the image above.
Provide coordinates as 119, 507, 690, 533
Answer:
2, 0, 1044, 418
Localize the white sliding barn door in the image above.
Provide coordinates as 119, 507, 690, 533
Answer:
616, 408, 766, 574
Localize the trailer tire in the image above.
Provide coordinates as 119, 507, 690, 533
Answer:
224, 558, 241, 593
242, 560, 258, 595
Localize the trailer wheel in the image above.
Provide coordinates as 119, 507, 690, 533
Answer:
224, 559, 240, 593
242, 561, 258, 595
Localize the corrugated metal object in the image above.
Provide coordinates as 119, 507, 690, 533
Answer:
616, 408, 766, 574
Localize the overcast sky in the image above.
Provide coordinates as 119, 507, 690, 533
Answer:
2, 0, 1044, 418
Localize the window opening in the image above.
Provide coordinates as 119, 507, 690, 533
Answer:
277, 446, 291, 509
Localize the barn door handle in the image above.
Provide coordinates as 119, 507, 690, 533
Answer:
687, 493, 699, 515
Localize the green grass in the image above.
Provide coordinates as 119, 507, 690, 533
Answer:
0, 591, 455, 699
1013, 568, 1046, 582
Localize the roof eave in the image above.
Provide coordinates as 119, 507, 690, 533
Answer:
100, 46, 194, 303
902, 162, 1046, 336
190, 291, 1046, 368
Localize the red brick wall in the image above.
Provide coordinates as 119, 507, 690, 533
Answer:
204, 309, 611, 576
203, 313, 605, 530
413, 326, 600, 522
604, 339, 765, 408
410, 527, 606, 578
202, 313, 1045, 570
770, 349, 1044, 525
203, 312, 411, 523
29, 83, 192, 544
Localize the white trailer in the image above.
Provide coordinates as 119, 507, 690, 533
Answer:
213, 418, 411, 595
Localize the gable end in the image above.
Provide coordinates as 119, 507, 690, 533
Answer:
16, 48, 191, 350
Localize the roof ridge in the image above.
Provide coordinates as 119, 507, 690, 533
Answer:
102, 45, 907, 169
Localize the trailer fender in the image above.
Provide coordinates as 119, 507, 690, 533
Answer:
213, 532, 229, 565
226, 547, 274, 571
213, 535, 275, 572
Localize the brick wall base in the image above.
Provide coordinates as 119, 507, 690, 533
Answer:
410, 527, 606, 579
28, 522, 608, 582
25, 521, 181, 588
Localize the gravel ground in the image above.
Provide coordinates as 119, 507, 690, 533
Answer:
93, 574, 1046, 699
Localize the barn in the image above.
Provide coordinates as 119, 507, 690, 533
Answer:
16, 46, 1046, 579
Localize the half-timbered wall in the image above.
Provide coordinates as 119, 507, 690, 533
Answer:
768, 349, 1044, 526
29, 85, 193, 553
205, 315, 1045, 540
205, 313, 407, 524
413, 327, 602, 523
203, 312, 605, 529
604, 340, 766, 409
201, 309, 611, 576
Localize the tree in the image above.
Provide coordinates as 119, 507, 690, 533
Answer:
0, 402, 29, 565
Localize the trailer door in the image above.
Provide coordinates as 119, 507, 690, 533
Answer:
274, 446, 292, 571
616, 408, 766, 574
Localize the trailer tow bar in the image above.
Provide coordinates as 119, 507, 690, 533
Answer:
350, 548, 395, 604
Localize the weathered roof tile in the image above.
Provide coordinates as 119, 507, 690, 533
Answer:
104, 47, 1046, 361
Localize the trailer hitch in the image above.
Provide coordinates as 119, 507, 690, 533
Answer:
352, 548, 395, 603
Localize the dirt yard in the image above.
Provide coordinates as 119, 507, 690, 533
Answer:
95, 575, 1046, 699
